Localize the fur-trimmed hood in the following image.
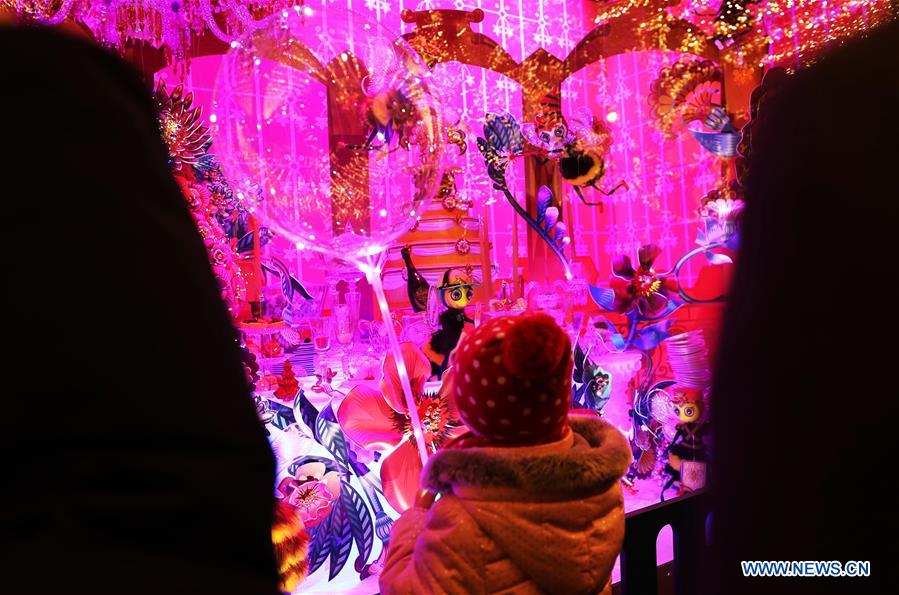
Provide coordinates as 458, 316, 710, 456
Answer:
400, 413, 629, 595
423, 412, 631, 498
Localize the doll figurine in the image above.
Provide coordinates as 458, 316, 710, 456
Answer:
422, 268, 477, 378
662, 387, 709, 500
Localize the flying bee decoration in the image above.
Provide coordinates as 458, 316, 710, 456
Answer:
341, 88, 419, 154
520, 94, 628, 211
476, 98, 627, 274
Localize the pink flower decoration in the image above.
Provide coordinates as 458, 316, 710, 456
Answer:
338, 343, 464, 512
278, 461, 341, 528
195, 219, 213, 241
210, 245, 228, 264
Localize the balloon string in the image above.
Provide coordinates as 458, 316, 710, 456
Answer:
366, 263, 430, 467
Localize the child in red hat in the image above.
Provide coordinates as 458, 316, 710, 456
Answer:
381, 312, 630, 595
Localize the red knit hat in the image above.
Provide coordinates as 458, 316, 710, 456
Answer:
450, 312, 573, 444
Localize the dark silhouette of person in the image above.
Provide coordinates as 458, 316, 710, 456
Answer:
1, 26, 280, 594
708, 19, 898, 595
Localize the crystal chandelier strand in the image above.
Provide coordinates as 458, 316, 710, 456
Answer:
41, 0, 76, 25
200, 0, 239, 43
225, 0, 273, 31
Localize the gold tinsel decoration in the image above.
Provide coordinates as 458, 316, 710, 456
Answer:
647, 58, 723, 139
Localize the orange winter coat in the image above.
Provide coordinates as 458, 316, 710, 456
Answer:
380, 414, 630, 595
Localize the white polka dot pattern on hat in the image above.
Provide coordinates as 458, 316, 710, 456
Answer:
450, 314, 571, 444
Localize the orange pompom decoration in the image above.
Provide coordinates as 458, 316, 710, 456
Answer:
272, 500, 310, 593
502, 312, 570, 380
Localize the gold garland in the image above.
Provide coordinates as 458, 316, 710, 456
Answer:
647, 58, 722, 138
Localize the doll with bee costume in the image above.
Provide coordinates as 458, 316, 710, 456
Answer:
422, 268, 478, 378
661, 387, 710, 499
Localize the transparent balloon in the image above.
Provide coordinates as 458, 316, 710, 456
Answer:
214, 7, 446, 266
430, 61, 471, 124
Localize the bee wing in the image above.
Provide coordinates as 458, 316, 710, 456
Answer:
477, 136, 509, 189
476, 136, 494, 159
520, 122, 549, 150
565, 107, 596, 136
568, 107, 611, 152
483, 112, 524, 154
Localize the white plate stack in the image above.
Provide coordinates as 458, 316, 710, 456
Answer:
665, 330, 712, 388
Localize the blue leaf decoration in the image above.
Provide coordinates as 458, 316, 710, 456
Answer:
258, 226, 273, 247
484, 113, 523, 154
572, 343, 587, 383
340, 481, 374, 568
328, 500, 354, 580
689, 129, 739, 158
477, 137, 508, 190
301, 393, 372, 478
288, 274, 314, 301
631, 319, 675, 351
553, 222, 567, 245
706, 252, 733, 265
266, 399, 296, 431
307, 510, 333, 576
316, 405, 351, 469
294, 390, 319, 433
236, 231, 255, 253
589, 285, 617, 311
571, 383, 583, 408
196, 153, 217, 173
231, 210, 251, 240
477, 113, 525, 191
536, 185, 553, 227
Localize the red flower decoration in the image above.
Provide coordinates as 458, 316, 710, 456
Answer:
337, 343, 464, 512
611, 245, 679, 318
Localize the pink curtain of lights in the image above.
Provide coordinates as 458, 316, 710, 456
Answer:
158, 0, 890, 287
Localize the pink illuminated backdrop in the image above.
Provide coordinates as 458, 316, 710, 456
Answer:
153, 0, 889, 289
